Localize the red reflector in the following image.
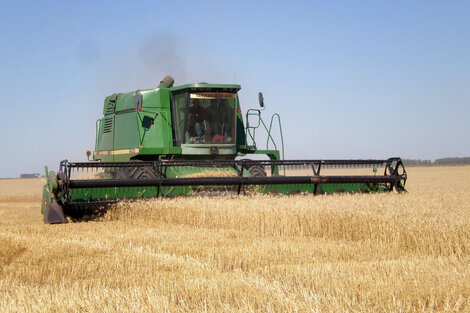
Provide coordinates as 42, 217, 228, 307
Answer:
237, 109, 241, 113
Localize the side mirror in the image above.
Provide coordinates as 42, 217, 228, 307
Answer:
258, 92, 264, 108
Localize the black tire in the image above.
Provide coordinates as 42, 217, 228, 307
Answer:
114, 160, 156, 179
247, 165, 266, 177
128, 166, 156, 179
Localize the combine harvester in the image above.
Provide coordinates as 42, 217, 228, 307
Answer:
41, 76, 407, 223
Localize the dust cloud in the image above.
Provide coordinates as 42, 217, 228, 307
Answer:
92, 32, 233, 95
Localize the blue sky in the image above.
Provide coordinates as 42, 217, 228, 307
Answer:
0, 1, 469, 177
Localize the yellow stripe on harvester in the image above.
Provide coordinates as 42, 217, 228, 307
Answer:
94, 148, 140, 156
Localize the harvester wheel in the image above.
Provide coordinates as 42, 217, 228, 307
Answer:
115, 160, 156, 179
247, 165, 266, 177
128, 166, 156, 179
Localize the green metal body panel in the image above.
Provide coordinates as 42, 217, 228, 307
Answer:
95, 87, 176, 162
41, 185, 48, 215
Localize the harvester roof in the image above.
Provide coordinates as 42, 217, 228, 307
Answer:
170, 83, 241, 92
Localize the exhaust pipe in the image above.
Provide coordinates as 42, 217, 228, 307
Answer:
159, 75, 174, 88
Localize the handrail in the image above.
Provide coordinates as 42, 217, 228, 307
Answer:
95, 119, 102, 152
267, 113, 285, 161
245, 109, 284, 161
245, 109, 261, 149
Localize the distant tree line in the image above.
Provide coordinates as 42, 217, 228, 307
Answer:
20, 173, 41, 178
403, 157, 470, 166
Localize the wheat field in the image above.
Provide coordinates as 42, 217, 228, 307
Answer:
0, 167, 469, 312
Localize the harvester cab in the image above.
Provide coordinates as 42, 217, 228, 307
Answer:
41, 75, 407, 224
93, 76, 249, 162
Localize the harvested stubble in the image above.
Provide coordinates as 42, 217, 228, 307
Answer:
0, 167, 469, 312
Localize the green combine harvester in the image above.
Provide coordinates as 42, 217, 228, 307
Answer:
41, 75, 407, 223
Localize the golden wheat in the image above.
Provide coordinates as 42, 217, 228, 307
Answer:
181, 170, 238, 178
0, 167, 469, 312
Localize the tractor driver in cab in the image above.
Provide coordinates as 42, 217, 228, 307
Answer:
186, 98, 205, 143
207, 100, 221, 137
207, 99, 232, 143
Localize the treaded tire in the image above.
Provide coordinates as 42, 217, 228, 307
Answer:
247, 165, 266, 177
114, 160, 156, 179
128, 166, 156, 179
